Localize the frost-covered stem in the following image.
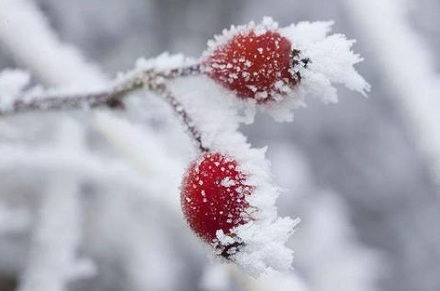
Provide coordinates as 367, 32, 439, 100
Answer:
154, 83, 209, 152
3, 90, 123, 114
0, 65, 207, 151
0, 64, 202, 116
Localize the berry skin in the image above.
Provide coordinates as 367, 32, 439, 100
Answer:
202, 30, 298, 104
181, 152, 253, 247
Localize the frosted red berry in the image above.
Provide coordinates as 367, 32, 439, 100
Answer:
202, 30, 298, 103
181, 152, 253, 245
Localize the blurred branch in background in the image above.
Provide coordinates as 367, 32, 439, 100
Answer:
342, 0, 440, 189
0, 0, 106, 88
18, 120, 95, 291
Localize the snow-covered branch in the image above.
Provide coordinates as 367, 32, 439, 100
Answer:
0, 63, 200, 115
0, 61, 206, 149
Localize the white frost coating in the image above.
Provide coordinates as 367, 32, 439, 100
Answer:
202, 17, 368, 122
203, 16, 279, 58
0, 0, 107, 89
115, 52, 197, 86
0, 69, 30, 111
342, 0, 440, 188
275, 20, 369, 121
220, 177, 236, 187
170, 76, 298, 276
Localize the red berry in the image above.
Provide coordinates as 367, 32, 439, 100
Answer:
181, 152, 253, 245
202, 30, 298, 104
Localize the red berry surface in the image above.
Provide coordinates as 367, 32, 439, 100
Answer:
181, 152, 253, 243
202, 30, 298, 103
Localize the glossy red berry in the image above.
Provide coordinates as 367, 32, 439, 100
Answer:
181, 152, 253, 245
202, 30, 299, 104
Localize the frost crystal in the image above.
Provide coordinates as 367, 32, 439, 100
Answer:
274, 20, 369, 121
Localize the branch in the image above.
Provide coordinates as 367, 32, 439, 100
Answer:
0, 62, 208, 151
0, 63, 201, 115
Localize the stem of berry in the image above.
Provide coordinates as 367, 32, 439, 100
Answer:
153, 83, 209, 153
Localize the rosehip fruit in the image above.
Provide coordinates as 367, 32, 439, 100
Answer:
181, 152, 253, 248
202, 29, 299, 103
